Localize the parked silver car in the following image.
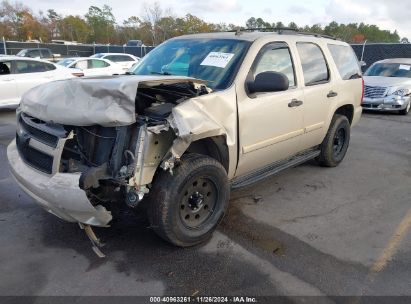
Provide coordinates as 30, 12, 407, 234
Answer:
362, 58, 411, 115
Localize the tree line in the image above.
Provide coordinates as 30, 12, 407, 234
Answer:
0, 0, 405, 45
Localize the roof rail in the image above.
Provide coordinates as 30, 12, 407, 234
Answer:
228, 27, 338, 40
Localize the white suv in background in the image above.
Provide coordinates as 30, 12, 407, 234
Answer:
0, 57, 81, 108
90, 53, 140, 70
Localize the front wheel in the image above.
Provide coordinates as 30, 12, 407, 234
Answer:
316, 114, 351, 167
147, 154, 230, 247
399, 102, 410, 115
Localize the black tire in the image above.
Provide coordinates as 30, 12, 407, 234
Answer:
317, 114, 350, 167
399, 102, 410, 115
147, 153, 230, 247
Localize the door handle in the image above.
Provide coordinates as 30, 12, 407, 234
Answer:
2, 78, 14, 81
288, 99, 303, 107
327, 91, 338, 98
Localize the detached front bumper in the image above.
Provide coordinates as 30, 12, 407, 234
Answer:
7, 140, 112, 227
362, 96, 410, 111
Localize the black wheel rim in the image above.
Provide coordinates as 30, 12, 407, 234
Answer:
179, 177, 218, 229
333, 128, 346, 158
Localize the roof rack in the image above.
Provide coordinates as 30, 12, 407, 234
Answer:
229, 27, 338, 40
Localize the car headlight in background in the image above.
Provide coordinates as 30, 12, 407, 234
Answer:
392, 88, 410, 97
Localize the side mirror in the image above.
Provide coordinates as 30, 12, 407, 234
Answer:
247, 71, 289, 94
359, 61, 367, 67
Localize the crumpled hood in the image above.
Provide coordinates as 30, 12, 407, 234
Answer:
20, 75, 206, 127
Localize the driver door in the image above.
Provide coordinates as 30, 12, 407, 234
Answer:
236, 42, 305, 176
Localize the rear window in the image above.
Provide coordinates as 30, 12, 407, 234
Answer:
328, 44, 361, 80
296, 42, 329, 86
106, 55, 133, 62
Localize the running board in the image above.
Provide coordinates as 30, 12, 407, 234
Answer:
231, 149, 320, 189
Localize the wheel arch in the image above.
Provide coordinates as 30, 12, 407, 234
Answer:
183, 136, 230, 173
334, 104, 354, 124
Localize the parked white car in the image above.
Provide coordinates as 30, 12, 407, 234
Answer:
90, 53, 140, 70
57, 57, 124, 76
0, 56, 81, 108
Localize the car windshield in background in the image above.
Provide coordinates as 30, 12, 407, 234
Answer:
57, 58, 75, 67
364, 63, 411, 78
91, 54, 104, 58
129, 38, 251, 90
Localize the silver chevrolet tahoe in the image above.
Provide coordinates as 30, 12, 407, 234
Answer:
7, 30, 363, 248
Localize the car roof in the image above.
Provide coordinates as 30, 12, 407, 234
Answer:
0, 56, 55, 63
374, 58, 411, 65
62, 57, 98, 60
171, 31, 345, 44
97, 53, 135, 56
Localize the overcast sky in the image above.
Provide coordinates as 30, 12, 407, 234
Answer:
26, 0, 411, 39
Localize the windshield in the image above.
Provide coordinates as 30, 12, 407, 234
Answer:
91, 53, 104, 58
129, 38, 251, 90
57, 58, 75, 67
364, 63, 411, 78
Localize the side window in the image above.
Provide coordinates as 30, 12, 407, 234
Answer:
0, 61, 11, 75
328, 44, 361, 80
75, 60, 88, 70
43, 62, 56, 71
89, 59, 109, 69
296, 42, 329, 86
40, 49, 51, 58
27, 50, 41, 58
15, 61, 47, 73
104, 55, 116, 62
253, 42, 296, 87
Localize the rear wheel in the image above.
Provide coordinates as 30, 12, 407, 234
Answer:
399, 102, 410, 115
147, 154, 230, 247
316, 114, 350, 167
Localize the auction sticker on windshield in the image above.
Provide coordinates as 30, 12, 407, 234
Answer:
200, 52, 235, 68
399, 64, 411, 70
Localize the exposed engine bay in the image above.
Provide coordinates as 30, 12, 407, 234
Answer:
16, 78, 210, 212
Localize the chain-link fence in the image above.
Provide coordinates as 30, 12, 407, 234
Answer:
1, 41, 155, 58
94, 45, 155, 58
351, 43, 411, 71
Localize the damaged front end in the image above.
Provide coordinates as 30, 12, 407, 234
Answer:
8, 75, 212, 227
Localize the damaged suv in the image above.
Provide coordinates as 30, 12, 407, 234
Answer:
7, 31, 363, 247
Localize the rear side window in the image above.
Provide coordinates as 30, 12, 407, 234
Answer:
328, 44, 361, 80
297, 42, 329, 86
89, 59, 109, 68
253, 42, 296, 87
43, 62, 56, 71
15, 61, 48, 73
27, 50, 41, 58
